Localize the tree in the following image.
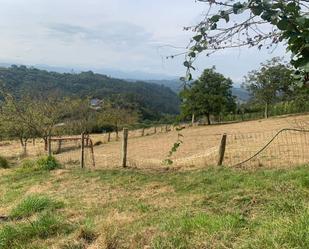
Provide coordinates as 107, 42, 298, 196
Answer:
0, 94, 34, 155
98, 101, 139, 139
62, 98, 96, 134
183, 0, 308, 86
243, 57, 294, 118
26, 97, 71, 150
180, 67, 236, 124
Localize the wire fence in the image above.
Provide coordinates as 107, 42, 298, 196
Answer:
0, 116, 308, 170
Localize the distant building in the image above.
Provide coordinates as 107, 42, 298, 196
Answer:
90, 98, 103, 110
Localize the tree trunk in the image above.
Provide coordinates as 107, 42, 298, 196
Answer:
20, 138, 27, 156
191, 113, 195, 126
43, 137, 48, 151
115, 127, 119, 141
23, 143, 27, 156
206, 113, 211, 125
264, 102, 269, 119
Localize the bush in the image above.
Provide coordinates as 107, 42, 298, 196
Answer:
36, 156, 61, 171
0, 156, 9, 169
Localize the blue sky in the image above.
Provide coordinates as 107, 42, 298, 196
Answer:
0, 0, 287, 83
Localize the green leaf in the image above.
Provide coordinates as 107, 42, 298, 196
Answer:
251, 6, 263, 16
210, 15, 220, 23
211, 23, 217, 30
189, 51, 196, 58
193, 34, 203, 42
233, 2, 244, 14
277, 19, 289, 30
220, 11, 230, 22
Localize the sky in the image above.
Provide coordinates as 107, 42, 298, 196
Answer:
0, 0, 288, 83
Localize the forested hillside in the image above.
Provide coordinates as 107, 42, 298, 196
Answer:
0, 65, 180, 120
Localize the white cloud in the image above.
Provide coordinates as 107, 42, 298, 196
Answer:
0, 0, 287, 81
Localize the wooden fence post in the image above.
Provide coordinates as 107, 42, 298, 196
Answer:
217, 133, 227, 166
154, 126, 157, 134
165, 125, 168, 132
141, 128, 145, 137
121, 128, 129, 168
89, 139, 95, 167
107, 132, 111, 142
48, 135, 52, 156
56, 140, 62, 154
80, 133, 85, 168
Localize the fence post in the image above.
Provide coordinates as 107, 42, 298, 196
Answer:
107, 132, 111, 142
141, 128, 145, 137
80, 133, 85, 168
154, 126, 157, 134
165, 125, 168, 132
217, 133, 227, 166
48, 135, 52, 156
56, 140, 62, 154
121, 128, 129, 168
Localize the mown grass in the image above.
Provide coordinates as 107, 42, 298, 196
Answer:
0, 164, 309, 248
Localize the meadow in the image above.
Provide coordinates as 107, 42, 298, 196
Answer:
0, 114, 309, 248
1, 163, 309, 248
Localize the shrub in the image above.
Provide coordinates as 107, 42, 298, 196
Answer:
36, 156, 61, 171
0, 156, 9, 169
10, 195, 64, 219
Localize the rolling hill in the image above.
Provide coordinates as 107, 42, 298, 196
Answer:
0, 65, 180, 120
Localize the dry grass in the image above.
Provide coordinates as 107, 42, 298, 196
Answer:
0, 113, 308, 170
1, 165, 309, 248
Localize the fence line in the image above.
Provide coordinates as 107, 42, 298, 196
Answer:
0, 115, 308, 170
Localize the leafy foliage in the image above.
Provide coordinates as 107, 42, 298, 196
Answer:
163, 126, 185, 166
243, 57, 295, 118
184, 0, 309, 85
36, 156, 62, 171
180, 67, 236, 124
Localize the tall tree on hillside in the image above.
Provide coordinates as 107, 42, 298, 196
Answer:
243, 57, 294, 118
182, 0, 308, 86
180, 67, 236, 124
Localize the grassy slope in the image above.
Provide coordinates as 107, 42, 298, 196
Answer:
1, 165, 309, 249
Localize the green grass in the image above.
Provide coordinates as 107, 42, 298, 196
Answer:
10, 195, 64, 219
0, 213, 72, 249
1, 165, 309, 248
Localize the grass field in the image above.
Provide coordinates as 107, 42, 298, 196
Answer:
1, 163, 309, 249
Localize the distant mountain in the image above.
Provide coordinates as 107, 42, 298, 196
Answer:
144, 79, 250, 102
0, 63, 176, 81
232, 87, 250, 102
0, 65, 180, 120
